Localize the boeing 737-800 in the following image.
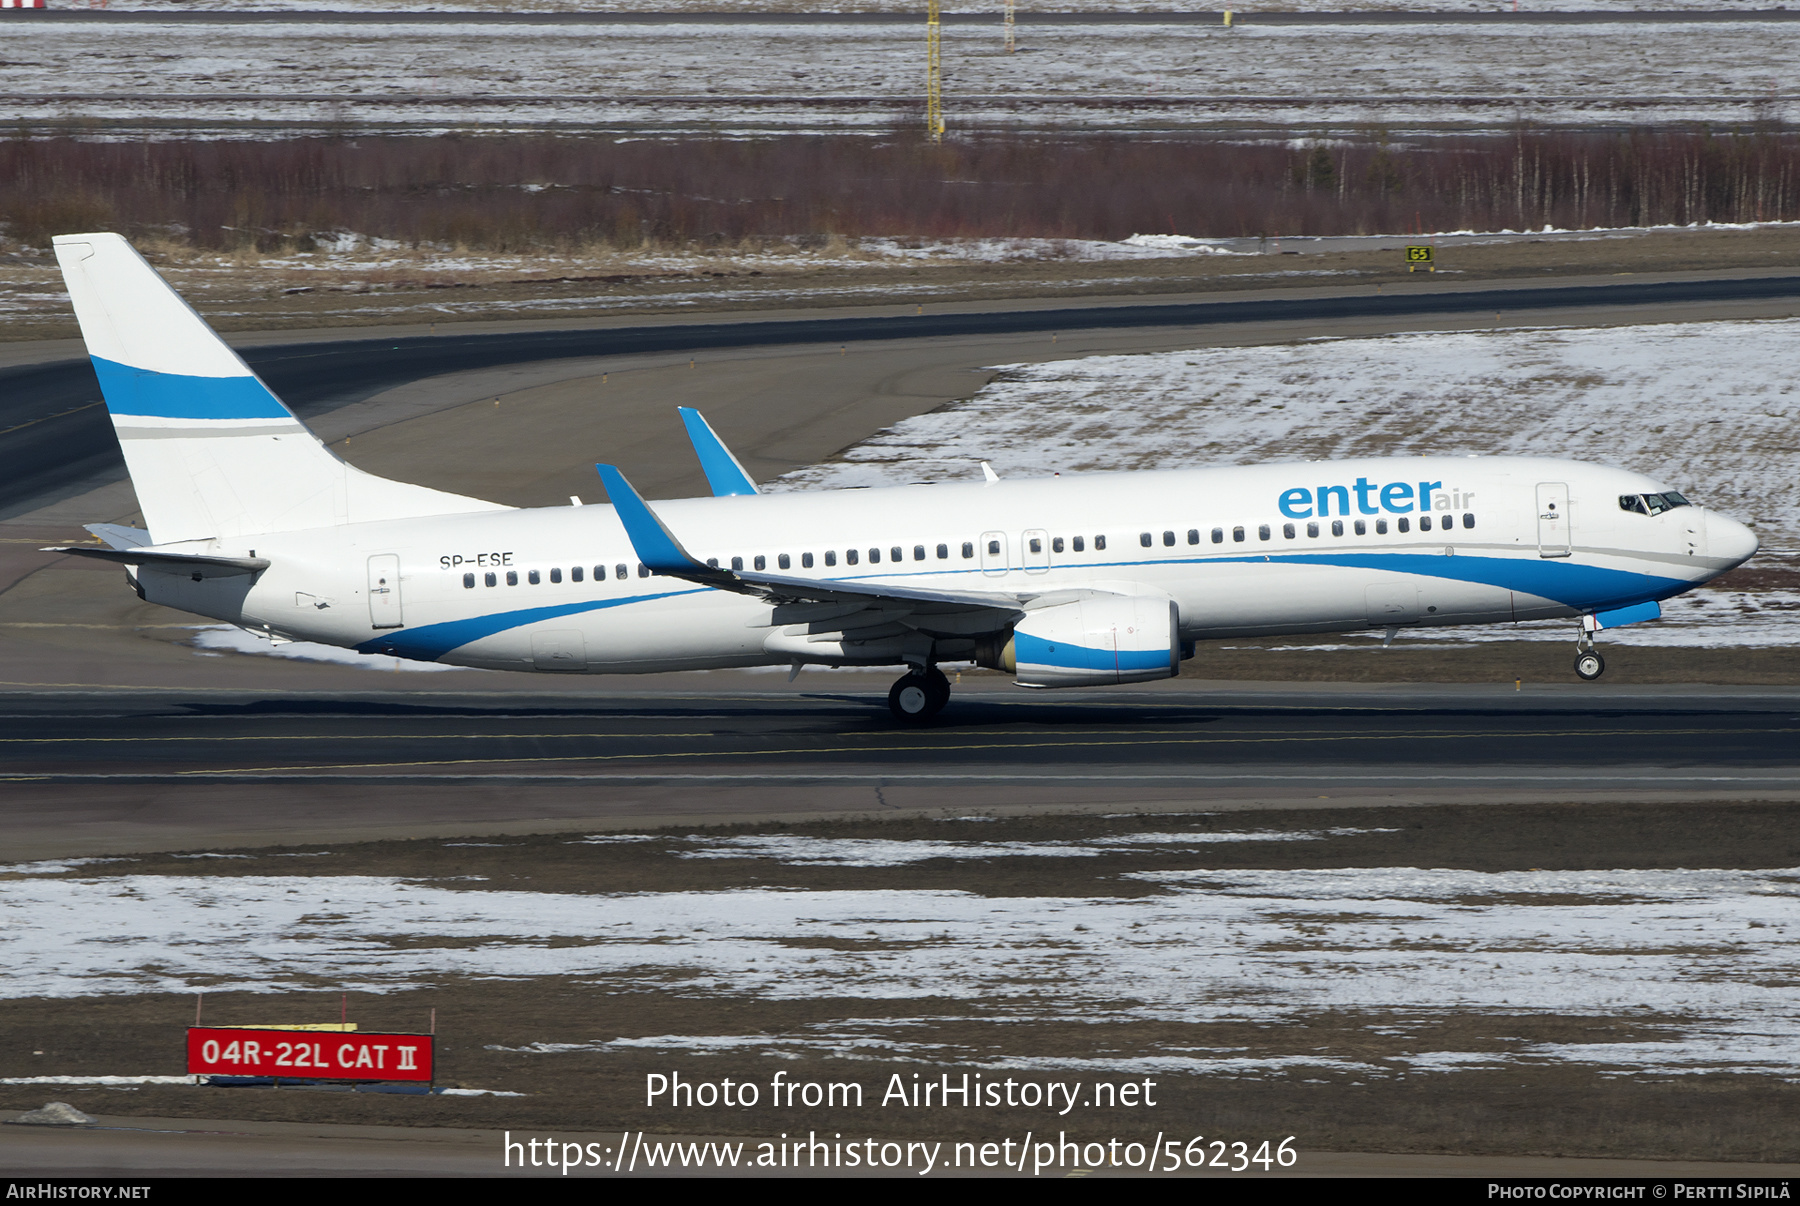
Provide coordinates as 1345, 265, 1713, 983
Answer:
44, 233, 1760, 720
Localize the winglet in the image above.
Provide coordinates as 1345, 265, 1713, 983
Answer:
678, 408, 758, 497
595, 464, 708, 575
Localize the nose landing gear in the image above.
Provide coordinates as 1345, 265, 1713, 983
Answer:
888, 666, 951, 722
1573, 620, 1606, 681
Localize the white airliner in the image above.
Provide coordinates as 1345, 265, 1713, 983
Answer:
47, 233, 1759, 720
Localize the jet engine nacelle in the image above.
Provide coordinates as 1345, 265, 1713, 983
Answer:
981, 591, 1181, 688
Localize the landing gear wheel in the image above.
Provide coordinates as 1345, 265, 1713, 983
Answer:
1574, 651, 1606, 681
921, 666, 951, 713
888, 669, 948, 723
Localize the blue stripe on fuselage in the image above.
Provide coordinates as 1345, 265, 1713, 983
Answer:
355, 589, 705, 661
92, 356, 291, 421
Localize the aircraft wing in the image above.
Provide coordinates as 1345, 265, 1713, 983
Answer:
596, 463, 1031, 613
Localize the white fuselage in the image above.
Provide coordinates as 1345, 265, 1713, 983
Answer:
127, 454, 1757, 676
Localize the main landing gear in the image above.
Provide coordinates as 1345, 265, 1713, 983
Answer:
888, 666, 951, 722
1573, 621, 1606, 682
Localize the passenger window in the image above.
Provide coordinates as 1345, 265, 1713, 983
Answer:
754, 555, 766, 571
705, 559, 717, 569
914, 545, 925, 561
1420, 514, 1433, 532
1029, 536, 1042, 553
616, 563, 628, 579
778, 554, 791, 569
1052, 536, 1064, 553
1072, 536, 1085, 552
507, 570, 519, 585
730, 557, 743, 571
592, 565, 605, 581
1187, 529, 1200, 545
1283, 523, 1295, 539
462, 572, 475, 589
1232, 526, 1245, 542
1211, 528, 1224, 544
1375, 519, 1387, 535
530, 569, 543, 583
1397, 518, 1409, 534
847, 549, 859, 565
1140, 532, 1152, 548
1330, 520, 1343, 537
550, 567, 562, 583
987, 539, 1000, 556
1095, 535, 1106, 551
962, 542, 975, 559
637, 564, 650, 578
1259, 524, 1271, 541
485, 571, 497, 587
1462, 513, 1475, 529
802, 552, 814, 568
825, 550, 837, 567
1353, 520, 1365, 536
936, 543, 948, 559
891, 546, 903, 562
1306, 523, 1319, 538
572, 566, 584, 582
1162, 531, 1175, 547
869, 548, 881, 564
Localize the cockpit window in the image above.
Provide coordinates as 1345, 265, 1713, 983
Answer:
1621, 492, 1692, 516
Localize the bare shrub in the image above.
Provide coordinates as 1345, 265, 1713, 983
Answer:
2, 130, 1796, 252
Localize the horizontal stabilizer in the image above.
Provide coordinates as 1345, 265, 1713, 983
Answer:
84, 523, 152, 550
678, 408, 758, 497
43, 545, 269, 576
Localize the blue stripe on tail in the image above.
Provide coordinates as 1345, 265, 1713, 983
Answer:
91, 356, 290, 421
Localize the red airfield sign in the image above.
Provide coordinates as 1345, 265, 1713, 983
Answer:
187, 1028, 434, 1082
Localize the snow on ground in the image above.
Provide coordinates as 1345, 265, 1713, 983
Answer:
2, 850, 1796, 1077
772, 315, 1800, 647
91, 2, 1794, 17
662, 829, 1394, 865
4, 19, 1794, 136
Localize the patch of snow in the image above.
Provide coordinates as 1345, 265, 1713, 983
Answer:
3, 862, 1798, 1077
0, 1075, 193, 1086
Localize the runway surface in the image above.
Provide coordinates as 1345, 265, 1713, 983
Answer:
8, 271, 1800, 517
5, 682, 1799, 858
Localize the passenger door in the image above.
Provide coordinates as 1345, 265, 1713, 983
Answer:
980, 530, 1009, 577
1536, 483, 1572, 559
367, 554, 403, 628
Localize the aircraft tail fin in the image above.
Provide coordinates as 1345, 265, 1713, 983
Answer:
53, 233, 507, 544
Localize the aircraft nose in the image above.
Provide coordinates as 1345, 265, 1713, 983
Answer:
1713, 513, 1759, 568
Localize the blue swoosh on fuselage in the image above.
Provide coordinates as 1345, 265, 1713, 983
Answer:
1218, 551, 1688, 611
356, 552, 1685, 662
356, 589, 706, 661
